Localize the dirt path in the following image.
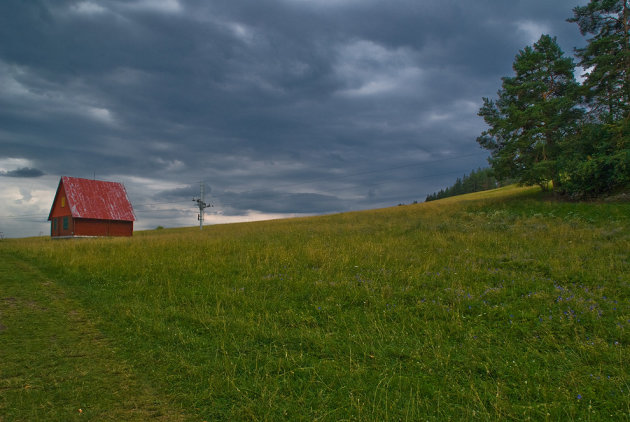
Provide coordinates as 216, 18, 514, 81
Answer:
0, 251, 188, 421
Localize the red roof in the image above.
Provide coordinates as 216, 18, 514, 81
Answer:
49, 177, 135, 221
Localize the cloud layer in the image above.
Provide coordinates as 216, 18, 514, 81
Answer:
0, 0, 588, 237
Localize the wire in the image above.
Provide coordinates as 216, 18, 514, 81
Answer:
272, 151, 487, 190
1, 214, 49, 219
0, 151, 489, 220
213, 165, 482, 207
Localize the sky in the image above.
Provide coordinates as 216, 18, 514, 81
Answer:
0, 0, 589, 238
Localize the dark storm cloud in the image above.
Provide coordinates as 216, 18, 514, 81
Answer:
0, 167, 45, 178
157, 184, 202, 201
0, 0, 589, 235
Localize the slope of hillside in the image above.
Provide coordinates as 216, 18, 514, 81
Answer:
2, 185, 629, 420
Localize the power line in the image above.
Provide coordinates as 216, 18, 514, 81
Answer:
128, 150, 487, 208
1, 214, 49, 219
0, 151, 488, 220
209, 167, 485, 210
254, 151, 487, 191
132, 200, 183, 208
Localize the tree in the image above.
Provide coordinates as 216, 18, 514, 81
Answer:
425, 168, 498, 202
558, 120, 630, 196
558, 0, 630, 197
477, 35, 583, 190
568, 0, 630, 123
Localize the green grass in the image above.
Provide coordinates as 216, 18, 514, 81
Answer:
2, 185, 629, 420
0, 247, 186, 420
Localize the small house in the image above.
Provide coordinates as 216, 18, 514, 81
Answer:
48, 176, 136, 238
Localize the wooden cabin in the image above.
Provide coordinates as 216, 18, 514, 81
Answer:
48, 176, 135, 238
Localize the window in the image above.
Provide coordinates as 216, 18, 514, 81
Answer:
53, 218, 57, 231
63, 216, 68, 230
61, 197, 65, 207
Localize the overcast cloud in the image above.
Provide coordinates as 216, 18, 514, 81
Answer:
0, 0, 588, 237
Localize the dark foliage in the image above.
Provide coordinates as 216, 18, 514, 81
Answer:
477, 35, 582, 191
568, 0, 629, 123
476, 0, 630, 198
558, 120, 630, 197
425, 168, 498, 202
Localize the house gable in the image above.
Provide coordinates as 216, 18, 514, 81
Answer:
48, 179, 72, 220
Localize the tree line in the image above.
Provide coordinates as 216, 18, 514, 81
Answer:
425, 168, 499, 202
476, 0, 629, 198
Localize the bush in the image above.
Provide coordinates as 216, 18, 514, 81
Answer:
558, 121, 630, 198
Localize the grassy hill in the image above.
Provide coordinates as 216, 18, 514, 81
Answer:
1, 185, 629, 420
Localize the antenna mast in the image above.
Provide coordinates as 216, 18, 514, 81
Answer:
193, 182, 212, 229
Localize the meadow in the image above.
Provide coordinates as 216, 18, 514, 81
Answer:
1, 185, 629, 420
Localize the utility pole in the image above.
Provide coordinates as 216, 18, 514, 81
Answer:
192, 182, 212, 229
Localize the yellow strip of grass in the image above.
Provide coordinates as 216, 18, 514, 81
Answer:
0, 251, 189, 421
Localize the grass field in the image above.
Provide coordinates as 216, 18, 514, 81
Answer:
1, 185, 629, 420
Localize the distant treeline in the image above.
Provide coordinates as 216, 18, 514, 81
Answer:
425, 168, 499, 202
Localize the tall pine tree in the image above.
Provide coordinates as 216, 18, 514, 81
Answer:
569, 0, 629, 123
477, 35, 582, 190
559, 0, 630, 196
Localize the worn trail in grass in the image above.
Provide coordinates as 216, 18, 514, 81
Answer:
0, 252, 187, 421
2, 185, 630, 420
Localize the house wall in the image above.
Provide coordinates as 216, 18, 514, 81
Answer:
74, 219, 133, 237
107, 220, 133, 236
51, 215, 74, 237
